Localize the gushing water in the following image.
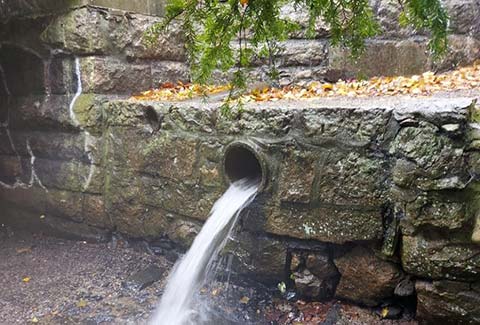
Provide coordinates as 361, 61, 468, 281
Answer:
150, 179, 259, 325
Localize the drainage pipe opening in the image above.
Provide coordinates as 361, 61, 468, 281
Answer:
223, 142, 266, 190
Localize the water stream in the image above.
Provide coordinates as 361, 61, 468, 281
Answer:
150, 179, 259, 325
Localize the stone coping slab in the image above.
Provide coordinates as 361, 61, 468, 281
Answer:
0, 0, 164, 20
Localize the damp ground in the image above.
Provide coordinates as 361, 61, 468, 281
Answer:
0, 226, 417, 325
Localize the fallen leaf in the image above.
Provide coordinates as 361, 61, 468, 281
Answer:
239, 296, 250, 304
77, 299, 88, 308
380, 307, 389, 318
16, 247, 32, 254
22, 277, 31, 283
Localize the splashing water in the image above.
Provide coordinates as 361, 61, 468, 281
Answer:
150, 179, 259, 325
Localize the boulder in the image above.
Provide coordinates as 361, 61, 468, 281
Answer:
334, 246, 403, 306
416, 280, 480, 324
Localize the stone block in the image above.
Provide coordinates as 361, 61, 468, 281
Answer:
80, 57, 152, 94
0, 155, 22, 183
42, 7, 184, 60
225, 231, 287, 284
390, 121, 467, 186
141, 134, 198, 181
0, 186, 47, 212
329, 39, 429, 79
403, 194, 468, 232
34, 158, 104, 194
277, 148, 315, 203
10, 131, 90, 164
290, 250, 339, 299
142, 175, 222, 221
45, 189, 84, 222
434, 35, 480, 71
401, 234, 480, 281
215, 106, 294, 136
265, 204, 383, 244
416, 280, 480, 324
151, 61, 190, 85
83, 194, 112, 228
9, 95, 78, 132
301, 106, 392, 146
443, 0, 480, 36
334, 246, 403, 306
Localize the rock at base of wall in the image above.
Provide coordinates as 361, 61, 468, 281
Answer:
416, 280, 480, 324
334, 246, 403, 306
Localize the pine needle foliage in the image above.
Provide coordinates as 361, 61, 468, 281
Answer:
145, 0, 448, 113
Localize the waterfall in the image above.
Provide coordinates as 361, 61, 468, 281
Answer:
150, 179, 259, 325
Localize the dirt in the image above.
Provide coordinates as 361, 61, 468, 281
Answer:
0, 226, 418, 325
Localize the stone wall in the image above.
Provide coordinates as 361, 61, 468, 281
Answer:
1, 1, 480, 323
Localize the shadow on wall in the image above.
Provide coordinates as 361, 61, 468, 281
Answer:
0, 44, 46, 96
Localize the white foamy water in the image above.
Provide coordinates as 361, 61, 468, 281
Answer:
150, 179, 259, 325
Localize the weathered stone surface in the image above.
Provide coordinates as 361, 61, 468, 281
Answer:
42, 7, 183, 59
9, 95, 78, 131
215, 107, 293, 136
265, 204, 383, 243
434, 35, 480, 71
35, 158, 104, 194
80, 57, 152, 94
123, 265, 165, 291
151, 61, 190, 85
416, 280, 480, 324
291, 251, 339, 299
83, 194, 112, 228
401, 234, 480, 281
275, 40, 328, 67
279, 3, 330, 39
0, 155, 22, 183
1, 0, 164, 20
45, 189, 84, 222
141, 134, 198, 180
10, 131, 90, 163
473, 213, 480, 243
301, 106, 392, 146
226, 232, 287, 284
334, 246, 403, 306
142, 175, 223, 220
314, 151, 388, 206
402, 194, 469, 232
167, 218, 200, 249
0, 186, 47, 212
277, 149, 315, 203
390, 121, 467, 189
443, 0, 480, 36
329, 40, 429, 79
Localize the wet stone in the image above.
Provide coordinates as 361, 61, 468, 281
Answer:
334, 246, 403, 306
123, 264, 165, 291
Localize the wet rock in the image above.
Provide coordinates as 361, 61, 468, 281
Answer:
225, 232, 287, 285
390, 121, 467, 186
42, 7, 184, 59
334, 246, 403, 306
266, 204, 383, 244
329, 40, 429, 79
277, 149, 315, 203
416, 280, 480, 324
167, 219, 200, 249
80, 57, 152, 94
293, 269, 324, 298
123, 265, 164, 291
401, 234, 480, 281
403, 195, 468, 232
394, 276, 415, 297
